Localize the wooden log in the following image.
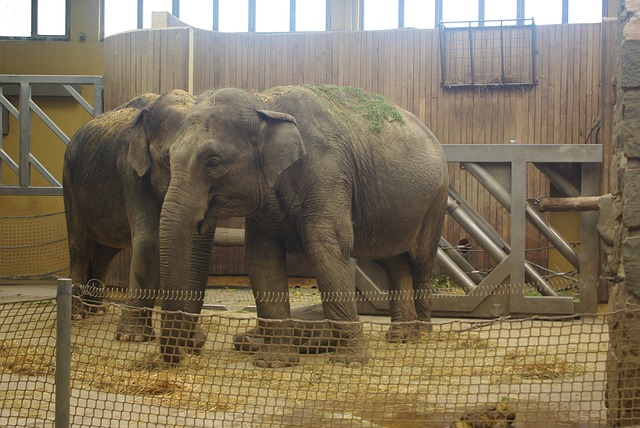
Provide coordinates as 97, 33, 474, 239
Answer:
531, 196, 601, 212
213, 227, 245, 246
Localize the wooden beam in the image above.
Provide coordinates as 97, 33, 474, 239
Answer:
531, 196, 602, 212
213, 227, 245, 247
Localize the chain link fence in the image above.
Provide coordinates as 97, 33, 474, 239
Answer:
1, 281, 638, 427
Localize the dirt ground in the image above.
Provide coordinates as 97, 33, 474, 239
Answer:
0, 280, 610, 427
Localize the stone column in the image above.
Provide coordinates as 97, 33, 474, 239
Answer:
601, 0, 640, 424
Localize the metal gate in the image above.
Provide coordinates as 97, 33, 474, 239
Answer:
356, 144, 602, 318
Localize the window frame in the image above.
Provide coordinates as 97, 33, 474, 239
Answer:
0, 0, 71, 41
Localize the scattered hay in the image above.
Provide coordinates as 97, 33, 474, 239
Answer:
500, 348, 585, 381
426, 331, 493, 350
0, 340, 55, 376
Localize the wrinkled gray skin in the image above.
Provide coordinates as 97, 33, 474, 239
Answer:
63, 90, 198, 343
160, 86, 448, 366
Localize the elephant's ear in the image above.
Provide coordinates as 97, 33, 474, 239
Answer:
255, 109, 306, 187
127, 108, 152, 177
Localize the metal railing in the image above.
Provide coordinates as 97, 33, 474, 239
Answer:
0, 75, 103, 196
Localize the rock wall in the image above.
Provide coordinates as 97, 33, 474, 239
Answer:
602, 0, 640, 424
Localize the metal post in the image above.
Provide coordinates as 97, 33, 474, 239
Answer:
55, 278, 72, 428
19, 82, 31, 188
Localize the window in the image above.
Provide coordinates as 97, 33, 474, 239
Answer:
403, 0, 436, 29
363, 0, 398, 30
256, 0, 290, 32
103, 0, 138, 37
179, 0, 214, 31
0, 0, 69, 39
218, 0, 249, 32
484, 0, 517, 22
525, 0, 562, 25
295, 0, 326, 31
442, 0, 479, 24
568, 0, 602, 23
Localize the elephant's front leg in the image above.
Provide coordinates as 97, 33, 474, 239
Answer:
116, 198, 162, 342
305, 225, 371, 367
116, 229, 157, 342
245, 226, 299, 368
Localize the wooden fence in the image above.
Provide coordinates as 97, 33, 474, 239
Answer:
104, 20, 616, 279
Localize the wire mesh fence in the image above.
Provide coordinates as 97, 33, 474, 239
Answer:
1, 283, 638, 427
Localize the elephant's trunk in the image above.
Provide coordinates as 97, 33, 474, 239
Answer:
159, 176, 209, 364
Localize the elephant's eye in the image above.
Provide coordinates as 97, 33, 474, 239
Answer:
163, 152, 170, 165
205, 156, 222, 168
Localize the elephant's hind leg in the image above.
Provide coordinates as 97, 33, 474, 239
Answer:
377, 255, 421, 343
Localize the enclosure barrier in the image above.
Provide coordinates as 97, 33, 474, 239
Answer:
0, 75, 103, 196
1, 280, 639, 426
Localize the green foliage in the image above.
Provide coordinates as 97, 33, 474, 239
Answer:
304, 85, 405, 133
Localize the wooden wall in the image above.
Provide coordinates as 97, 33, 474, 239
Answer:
104, 21, 616, 277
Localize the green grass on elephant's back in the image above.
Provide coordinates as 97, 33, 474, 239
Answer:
263, 85, 405, 133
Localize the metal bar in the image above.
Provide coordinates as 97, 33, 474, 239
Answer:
0, 75, 103, 84
0, 90, 20, 118
461, 162, 580, 268
531, 22, 537, 84
93, 81, 103, 116
449, 185, 507, 248
325, 0, 331, 31
29, 99, 70, 145
435, 247, 478, 293
19, 82, 31, 188
55, 278, 72, 428
0, 186, 63, 195
533, 163, 581, 197
62, 84, 94, 116
439, 236, 485, 284
440, 24, 447, 87
574, 162, 601, 313
137, 0, 143, 29
442, 144, 603, 163
290, 0, 296, 31
509, 159, 527, 285
31, 0, 38, 37
249, 0, 256, 32
0, 149, 19, 175
29, 153, 62, 187
213, 0, 219, 31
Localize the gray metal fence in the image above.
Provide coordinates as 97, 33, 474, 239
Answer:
0, 75, 103, 195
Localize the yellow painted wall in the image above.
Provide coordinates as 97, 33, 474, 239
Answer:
0, 0, 103, 216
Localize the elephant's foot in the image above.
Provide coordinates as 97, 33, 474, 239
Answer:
253, 343, 300, 368
385, 322, 422, 343
72, 298, 107, 320
329, 344, 372, 367
328, 323, 372, 367
115, 315, 155, 342
185, 327, 207, 355
233, 313, 337, 355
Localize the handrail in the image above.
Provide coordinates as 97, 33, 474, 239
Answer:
0, 75, 104, 196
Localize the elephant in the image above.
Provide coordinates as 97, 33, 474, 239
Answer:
159, 85, 448, 367
63, 89, 196, 343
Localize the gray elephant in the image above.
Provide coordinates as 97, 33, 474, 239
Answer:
159, 85, 448, 367
63, 89, 196, 342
